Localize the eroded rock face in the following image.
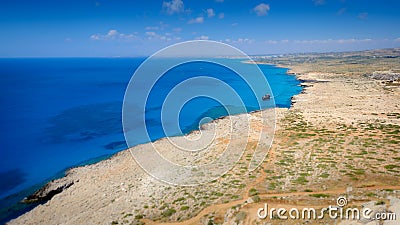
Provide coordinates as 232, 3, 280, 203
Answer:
23, 178, 75, 203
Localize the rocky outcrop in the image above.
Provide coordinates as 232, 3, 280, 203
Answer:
366, 71, 400, 81
23, 177, 76, 203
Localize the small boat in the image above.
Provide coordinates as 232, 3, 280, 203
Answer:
262, 94, 271, 101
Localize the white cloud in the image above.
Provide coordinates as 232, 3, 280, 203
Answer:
90, 29, 137, 41
337, 38, 372, 44
218, 13, 225, 19
145, 22, 168, 31
313, 0, 325, 5
188, 16, 204, 24
287, 38, 373, 44
173, 27, 182, 32
107, 30, 118, 36
225, 38, 254, 44
196, 35, 209, 40
254, 3, 270, 16
238, 38, 254, 44
184, 8, 193, 14
265, 40, 278, 44
158, 21, 169, 29
145, 31, 156, 36
145, 26, 159, 30
206, 8, 215, 18
162, 0, 184, 15
144, 31, 181, 42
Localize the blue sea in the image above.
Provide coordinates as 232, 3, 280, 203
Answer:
0, 58, 302, 223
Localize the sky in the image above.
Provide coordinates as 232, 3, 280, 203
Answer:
0, 0, 399, 57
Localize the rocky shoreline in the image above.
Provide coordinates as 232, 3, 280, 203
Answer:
22, 178, 75, 204
8, 107, 277, 224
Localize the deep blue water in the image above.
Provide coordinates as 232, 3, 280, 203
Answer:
0, 58, 302, 223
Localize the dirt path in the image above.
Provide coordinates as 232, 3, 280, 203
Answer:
144, 129, 400, 225
143, 164, 400, 225
142, 167, 269, 225
143, 114, 400, 225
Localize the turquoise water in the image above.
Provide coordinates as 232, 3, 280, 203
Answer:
0, 58, 302, 222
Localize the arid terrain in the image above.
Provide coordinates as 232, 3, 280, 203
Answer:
8, 48, 400, 225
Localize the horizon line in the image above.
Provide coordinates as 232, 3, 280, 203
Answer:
0, 46, 399, 59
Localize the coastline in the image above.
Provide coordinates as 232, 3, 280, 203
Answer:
5, 62, 291, 224
8, 49, 400, 224
8, 108, 281, 225
2, 59, 300, 222
242, 59, 298, 76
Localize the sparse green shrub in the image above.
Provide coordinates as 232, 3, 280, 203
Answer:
180, 206, 189, 210
319, 173, 329, 178
162, 208, 176, 217
212, 191, 223, 197
366, 193, 376, 197
249, 188, 258, 196
252, 195, 261, 203
376, 200, 385, 205
123, 213, 133, 218
294, 176, 309, 185
134, 214, 144, 220
235, 211, 247, 222
384, 165, 398, 170
309, 194, 329, 198
173, 197, 186, 204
